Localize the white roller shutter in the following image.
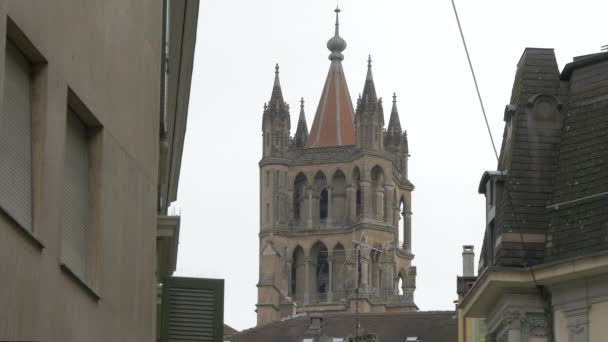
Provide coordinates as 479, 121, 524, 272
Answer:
0, 41, 33, 231
62, 110, 89, 278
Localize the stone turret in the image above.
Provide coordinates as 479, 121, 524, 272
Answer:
262, 64, 291, 158
292, 98, 308, 148
385, 93, 409, 180
385, 93, 403, 147
355, 56, 385, 150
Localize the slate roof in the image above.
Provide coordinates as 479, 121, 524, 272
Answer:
224, 323, 239, 336
227, 311, 457, 342
479, 49, 608, 269
545, 52, 608, 262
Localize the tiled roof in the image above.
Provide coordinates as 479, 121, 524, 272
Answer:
228, 311, 457, 342
307, 61, 356, 147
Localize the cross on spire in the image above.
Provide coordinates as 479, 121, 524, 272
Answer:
327, 6, 347, 61
334, 7, 341, 36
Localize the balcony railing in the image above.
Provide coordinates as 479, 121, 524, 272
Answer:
289, 289, 413, 307
289, 216, 393, 232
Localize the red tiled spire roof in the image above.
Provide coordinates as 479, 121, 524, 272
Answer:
306, 8, 356, 148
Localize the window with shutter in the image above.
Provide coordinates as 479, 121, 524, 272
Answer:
62, 109, 90, 279
160, 277, 224, 342
0, 40, 32, 231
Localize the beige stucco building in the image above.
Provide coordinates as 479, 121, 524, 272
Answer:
256, 8, 418, 327
0, 0, 199, 341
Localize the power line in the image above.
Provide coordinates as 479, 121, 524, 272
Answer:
546, 190, 608, 210
450, 0, 499, 162
450, 2, 553, 339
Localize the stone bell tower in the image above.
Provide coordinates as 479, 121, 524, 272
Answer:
256, 7, 417, 327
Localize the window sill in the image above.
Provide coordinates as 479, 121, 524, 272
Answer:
59, 261, 100, 301
0, 208, 44, 250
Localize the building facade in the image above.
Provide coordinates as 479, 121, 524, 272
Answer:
461, 49, 608, 342
257, 8, 417, 326
0, 0, 198, 341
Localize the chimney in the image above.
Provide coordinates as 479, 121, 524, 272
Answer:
308, 315, 323, 333
462, 245, 475, 277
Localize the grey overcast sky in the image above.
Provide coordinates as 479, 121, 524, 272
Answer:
173, 0, 608, 330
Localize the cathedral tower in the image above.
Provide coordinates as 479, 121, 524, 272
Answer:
257, 8, 416, 327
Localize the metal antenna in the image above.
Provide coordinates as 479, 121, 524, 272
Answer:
602, 44, 608, 52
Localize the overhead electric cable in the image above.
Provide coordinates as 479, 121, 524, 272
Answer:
450, 3, 553, 339
450, 0, 499, 162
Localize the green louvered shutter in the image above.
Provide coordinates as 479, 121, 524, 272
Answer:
0, 41, 32, 231
161, 277, 224, 342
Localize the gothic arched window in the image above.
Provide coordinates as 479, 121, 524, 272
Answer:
319, 189, 328, 220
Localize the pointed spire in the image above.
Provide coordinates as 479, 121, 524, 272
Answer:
294, 97, 309, 148
366, 55, 373, 80
307, 7, 356, 147
388, 93, 402, 133
270, 63, 284, 104
361, 55, 378, 106
327, 7, 347, 61
386, 92, 405, 148
299, 97, 305, 119
264, 63, 290, 127
262, 64, 291, 157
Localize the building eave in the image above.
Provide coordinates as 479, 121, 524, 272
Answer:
157, 215, 181, 279
462, 252, 608, 318
560, 51, 608, 80
161, 0, 200, 210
